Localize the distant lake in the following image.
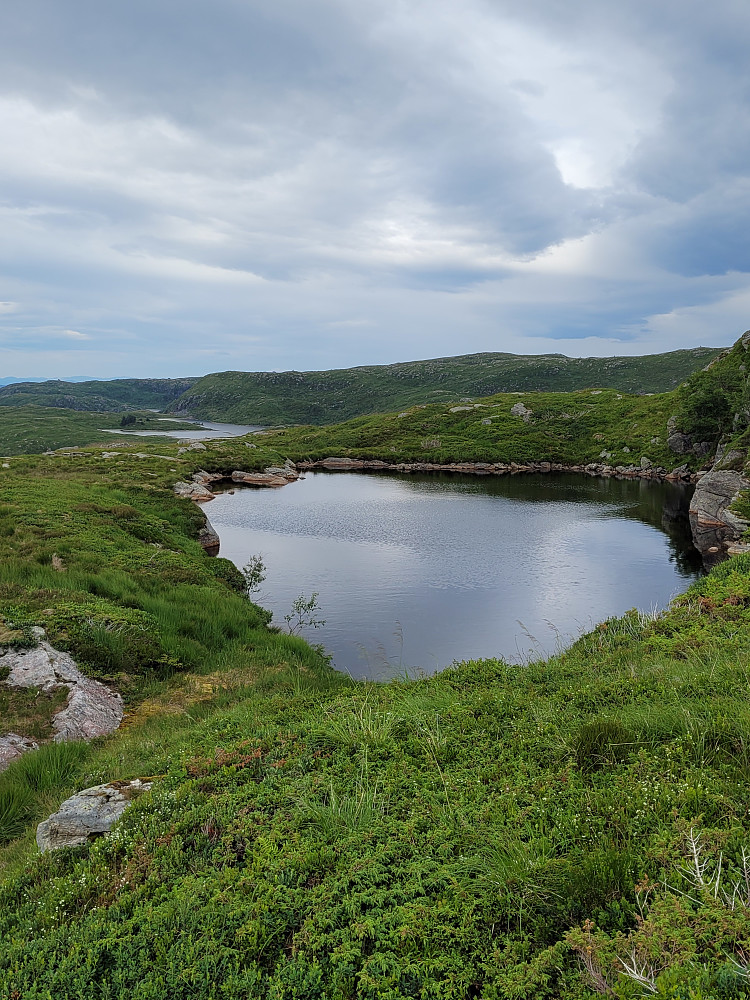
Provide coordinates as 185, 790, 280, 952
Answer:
101, 419, 263, 440
207, 471, 702, 679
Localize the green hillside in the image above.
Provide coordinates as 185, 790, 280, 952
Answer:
3, 339, 750, 997
0, 377, 198, 413
0, 429, 749, 996
0, 407, 199, 455
257, 387, 680, 470
166, 346, 721, 425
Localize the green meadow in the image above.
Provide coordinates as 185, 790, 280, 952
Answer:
0, 343, 750, 996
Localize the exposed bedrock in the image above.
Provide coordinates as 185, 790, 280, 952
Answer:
689, 470, 750, 563
0, 632, 123, 770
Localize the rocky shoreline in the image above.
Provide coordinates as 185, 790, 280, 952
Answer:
295, 455, 701, 481
175, 453, 750, 565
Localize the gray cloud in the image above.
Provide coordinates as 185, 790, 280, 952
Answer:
0, 0, 748, 376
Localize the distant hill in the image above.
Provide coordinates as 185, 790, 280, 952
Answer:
0, 377, 198, 412
166, 346, 722, 425
0, 347, 722, 426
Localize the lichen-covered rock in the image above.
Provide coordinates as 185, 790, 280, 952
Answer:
1, 635, 123, 743
173, 480, 215, 502
0, 733, 38, 772
36, 779, 152, 852
52, 677, 124, 743
510, 402, 533, 421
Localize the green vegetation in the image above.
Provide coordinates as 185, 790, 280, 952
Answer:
0, 377, 197, 412
167, 346, 720, 425
0, 406, 199, 455
1, 342, 750, 996
2, 346, 720, 430
260, 387, 684, 470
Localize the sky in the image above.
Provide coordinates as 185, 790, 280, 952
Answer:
1, 0, 749, 379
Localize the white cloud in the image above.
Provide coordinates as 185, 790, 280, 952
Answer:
0, 1, 747, 375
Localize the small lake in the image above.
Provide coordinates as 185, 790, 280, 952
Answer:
207, 471, 703, 679
101, 420, 263, 440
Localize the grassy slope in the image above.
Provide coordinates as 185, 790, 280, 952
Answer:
0, 377, 198, 412
259, 387, 687, 471
0, 365, 749, 996
167, 347, 721, 425
0, 407, 199, 455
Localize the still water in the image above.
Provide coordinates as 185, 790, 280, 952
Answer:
207, 471, 702, 679
101, 420, 263, 440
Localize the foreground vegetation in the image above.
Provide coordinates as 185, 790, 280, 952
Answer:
2, 342, 750, 996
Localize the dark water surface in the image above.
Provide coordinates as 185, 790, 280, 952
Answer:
207, 471, 702, 679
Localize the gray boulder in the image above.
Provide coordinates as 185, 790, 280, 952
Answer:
36, 779, 152, 852
510, 402, 533, 422
689, 469, 750, 557
173, 481, 215, 502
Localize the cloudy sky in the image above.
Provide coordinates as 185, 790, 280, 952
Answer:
1, 0, 749, 378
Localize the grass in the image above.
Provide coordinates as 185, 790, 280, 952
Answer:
1, 344, 750, 995
0, 405, 199, 455
257, 385, 689, 471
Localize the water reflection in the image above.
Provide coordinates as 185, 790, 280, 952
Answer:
101, 420, 263, 440
207, 471, 701, 679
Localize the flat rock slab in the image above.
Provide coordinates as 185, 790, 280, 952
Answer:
0, 733, 39, 772
36, 779, 153, 852
1, 636, 123, 743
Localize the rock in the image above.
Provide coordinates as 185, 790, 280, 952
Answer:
481, 418, 492, 425
36, 779, 152, 852
198, 515, 220, 557
173, 481, 215, 502
689, 469, 750, 556
191, 470, 224, 485
53, 677, 124, 743
622, 447, 630, 454
449, 406, 473, 413
188, 441, 207, 451
510, 402, 533, 422
318, 457, 365, 470
741, 329, 750, 350
667, 415, 694, 455
263, 464, 298, 480
1, 637, 123, 743
0, 734, 38, 772
230, 471, 291, 487
640, 456, 652, 469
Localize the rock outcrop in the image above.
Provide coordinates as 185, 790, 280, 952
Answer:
689, 470, 750, 562
1, 632, 123, 746
296, 457, 699, 482
510, 402, 533, 422
36, 778, 152, 852
0, 733, 38, 771
173, 480, 216, 502
198, 514, 220, 556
